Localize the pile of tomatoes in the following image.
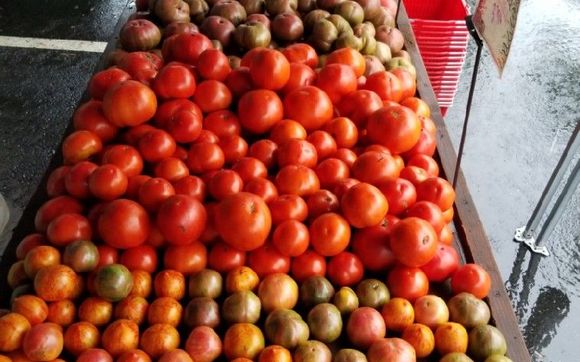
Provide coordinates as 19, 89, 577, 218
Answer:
0, 6, 511, 362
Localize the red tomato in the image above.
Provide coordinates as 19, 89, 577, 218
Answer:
89, 67, 131, 100
305, 189, 340, 220
138, 177, 175, 212
307, 130, 337, 161
62, 130, 102, 165
219, 135, 248, 164
103, 80, 157, 127
154, 157, 189, 182
324, 117, 358, 149
332, 178, 360, 201
309, 213, 351, 256
186, 142, 225, 174
224, 66, 253, 98
46, 213, 91, 247
316, 63, 357, 104
275, 165, 320, 197
272, 220, 310, 257
390, 217, 438, 267
249, 49, 290, 90
102, 145, 144, 177
77, 348, 113, 362
332, 148, 358, 168
269, 119, 307, 145
405, 201, 445, 233
120, 245, 158, 273
281, 63, 316, 95
215, 192, 272, 251
248, 139, 278, 169
238, 89, 284, 134
327, 252, 364, 287
46, 166, 70, 198
337, 90, 383, 127
416, 177, 456, 211
391, 68, 416, 100
277, 139, 318, 168
203, 110, 241, 139
162, 32, 213, 64
364, 71, 403, 102
98, 199, 151, 249
117, 51, 161, 85
284, 86, 333, 132
231, 157, 267, 182
64, 161, 98, 199
420, 243, 460, 282
197, 48, 231, 81
138, 129, 177, 163
377, 178, 417, 216
154, 98, 202, 129
97, 245, 119, 267
157, 195, 207, 246
401, 127, 437, 160
407, 154, 439, 177
208, 242, 247, 273
388, 266, 429, 301
73, 100, 119, 143
451, 264, 491, 299
351, 219, 397, 272
153, 63, 196, 99
281, 43, 318, 68
193, 80, 232, 113
173, 175, 207, 201
22, 322, 63, 361
243, 178, 279, 203
346, 307, 386, 349
267, 194, 308, 225
164, 242, 207, 275
89, 164, 128, 201
247, 243, 291, 278
351, 151, 399, 185
326, 48, 366, 77
400, 97, 431, 118
291, 250, 327, 283
400, 166, 429, 186
16, 234, 46, 260
341, 183, 389, 228
35, 196, 84, 232
366, 105, 421, 154
208, 169, 244, 200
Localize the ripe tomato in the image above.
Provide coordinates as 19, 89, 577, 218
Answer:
187, 142, 225, 174
89, 67, 131, 100
16, 233, 46, 260
367, 338, 416, 362
154, 270, 186, 300
197, 48, 231, 81
185, 326, 222, 362
77, 348, 113, 362
272, 220, 309, 257
316, 63, 357, 104
24, 245, 60, 278
193, 80, 232, 113
34, 196, 84, 232
46, 213, 91, 247
117, 349, 152, 362
306, 189, 340, 220
153, 63, 196, 99
402, 323, 435, 358
154, 98, 202, 129
103, 80, 157, 127
147, 297, 182, 327
46, 300, 76, 327
232, 157, 268, 182
332, 148, 358, 168
62, 130, 102, 165
400, 165, 429, 186
247, 243, 291, 278
22, 323, 63, 361
277, 139, 318, 168
215, 192, 271, 251
117, 51, 161, 85
439, 224, 454, 245
46, 166, 70, 198
249, 49, 290, 90
377, 178, 417, 216
89, 164, 128, 201
243, 178, 279, 203
407, 154, 439, 177
203, 110, 241, 138
351, 151, 399, 185
162, 32, 213, 64
381, 298, 415, 332
351, 222, 396, 272
341, 183, 389, 228
208, 169, 244, 200
400, 97, 431, 118
248, 139, 278, 169
416, 177, 456, 211
140, 324, 180, 359
225, 66, 253, 98
164, 242, 207, 275
173, 175, 207, 201
387, 266, 429, 301
11, 295, 48, 326
73, 100, 118, 143
364, 71, 403, 102
138, 129, 177, 163
391, 68, 416, 100
324, 117, 358, 149
434, 322, 468, 355
64, 322, 100, 356
284, 86, 333, 132
281, 43, 318, 68
102, 145, 144, 177
98, 199, 150, 249
390, 217, 438, 267
327, 252, 364, 287
64, 161, 98, 199
281, 63, 316, 95
366, 105, 421, 154
208, 242, 246, 273
337, 90, 383, 127
154, 157, 189, 182
405, 201, 445, 233
219, 135, 249, 164
451, 264, 491, 299
119, 245, 158, 273
138, 177, 175, 212
101, 319, 139, 357
307, 130, 337, 160
309, 213, 351, 257
332, 178, 360, 200
267, 194, 308, 225
238, 89, 284, 134
223, 323, 265, 360
157, 195, 207, 246
291, 249, 327, 283
269, 119, 307, 145
326, 48, 366, 77
401, 127, 437, 159
420, 243, 460, 283
275, 165, 320, 196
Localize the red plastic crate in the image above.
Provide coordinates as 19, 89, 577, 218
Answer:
403, 0, 470, 113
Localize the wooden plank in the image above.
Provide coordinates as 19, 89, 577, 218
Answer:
397, 4, 531, 361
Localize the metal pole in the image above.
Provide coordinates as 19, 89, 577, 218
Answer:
395, 0, 402, 27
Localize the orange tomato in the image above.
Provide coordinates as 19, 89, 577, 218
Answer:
434, 322, 468, 354
129, 270, 152, 298
402, 323, 435, 358
22, 322, 64, 361
34, 264, 80, 302
23, 245, 60, 278
226, 266, 260, 293
381, 298, 415, 332
147, 297, 182, 327
154, 270, 186, 300
341, 183, 389, 228
78, 297, 113, 327
46, 300, 76, 327
11, 295, 48, 326
309, 213, 351, 257
283, 86, 333, 132
64, 322, 100, 355
140, 324, 180, 359
401, 97, 431, 118
326, 48, 366, 77
0, 313, 31, 352
223, 323, 265, 360
102, 319, 140, 357
115, 296, 149, 325
259, 345, 292, 362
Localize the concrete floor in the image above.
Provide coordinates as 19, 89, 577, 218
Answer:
0, 0, 578, 359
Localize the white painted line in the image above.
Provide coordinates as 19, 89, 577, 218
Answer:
0, 36, 107, 53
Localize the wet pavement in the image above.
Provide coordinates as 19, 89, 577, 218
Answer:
0, 0, 578, 360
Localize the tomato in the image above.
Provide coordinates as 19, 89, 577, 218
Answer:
247, 243, 291, 278
434, 322, 468, 354
62, 240, 98, 274
46, 166, 70, 198
267, 194, 308, 225
89, 67, 131, 100
193, 80, 232, 113
101, 319, 139, 357
231, 157, 267, 183
130, 270, 152, 298
420, 116, 437, 137
186, 142, 225, 174
249, 49, 290, 90
414, 295, 449, 329
332, 148, 358, 168
381, 298, 415, 332
327, 252, 364, 286
400, 166, 429, 186
64, 161, 98, 199
275, 165, 320, 196
324, 117, 358, 149
88, 164, 128, 201
407, 154, 439, 177
291, 250, 326, 283
154, 157, 189, 182
159, 349, 193, 362
46, 213, 91, 247
351, 151, 399, 185
203, 110, 241, 138
364, 71, 403, 103
22, 323, 63, 361
248, 139, 278, 169
138, 128, 177, 163
238, 89, 284, 134
117, 51, 161, 85
154, 98, 202, 129
346, 307, 386, 349
258, 273, 299, 312
0, 313, 31, 352
153, 63, 196, 99
208, 242, 247, 273
451, 264, 491, 299
46, 300, 76, 327
416, 177, 456, 211
270, 220, 309, 257
73, 100, 119, 143
351, 222, 396, 272
377, 178, 417, 216
390, 217, 438, 267
400, 97, 431, 118
225, 66, 254, 98
148, 297, 182, 327
208, 169, 243, 200
309, 213, 351, 257
185, 326, 222, 362
157, 195, 207, 246
115, 295, 148, 325
337, 90, 383, 127
102, 145, 143, 177
34, 264, 80, 302
308, 130, 337, 161
243, 178, 278, 203
163, 242, 207, 275
64, 322, 100, 355
219, 135, 249, 164
316, 63, 357, 104
405, 201, 445, 233
387, 266, 429, 302
77, 348, 113, 362
439, 224, 454, 245
284, 86, 333, 132
366, 105, 421, 154
154, 270, 186, 300
367, 338, 416, 362
162, 32, 213, 64
120, 245, 158, 273
281, 63, 316, 95
326, 48, 366, 77
332, 178, 360, 200
197, 48, 231, 81
16, 234, 46, 260
391, 68, 416, 100
117, 349, 152, 362
401, 323, 435, 358
259, 345, 291, 362
23, 245, 60, 278
171, 176, 205, 202
103, 80, 157, 127
401, 128, 437, 160
306, 189, 340, 220
269, 119, 307, 145
281, 43, 318, 68
223, 323, 265, 360
341, 182, 389, 229
96, 245, 118, 268
277, 139, 318, 168
98, 199, 150, 249
140, 324, 180, 359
